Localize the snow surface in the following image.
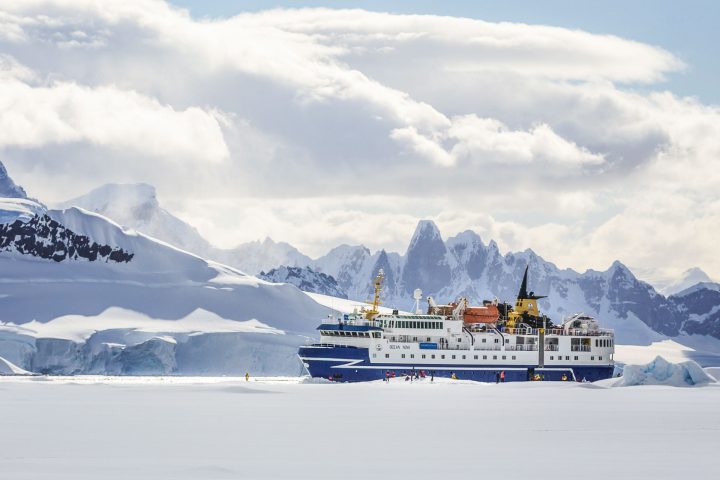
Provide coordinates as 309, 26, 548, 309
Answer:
0, 307, 282, 343
608, 356, 716, 387
0, 376, 718, 479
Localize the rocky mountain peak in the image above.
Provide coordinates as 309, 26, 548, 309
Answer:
0, 160, 28, 199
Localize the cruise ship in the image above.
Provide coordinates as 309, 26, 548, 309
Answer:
298, 266, 615, 382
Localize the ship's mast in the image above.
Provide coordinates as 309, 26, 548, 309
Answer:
366, 269, 384, 319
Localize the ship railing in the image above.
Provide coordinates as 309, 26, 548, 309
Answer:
570, 346, 592, 352
506, 345, 538, 351
502, 327, 614, 337
544, 345, 559, 351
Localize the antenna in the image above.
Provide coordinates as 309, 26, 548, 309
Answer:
413, 288, 422, 314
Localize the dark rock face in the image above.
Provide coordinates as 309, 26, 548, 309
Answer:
0, 214, 133, 263
259, 266, 347, 298
402, 220, 452, 296
605, 263, 680, 336
670, 286, 720, 338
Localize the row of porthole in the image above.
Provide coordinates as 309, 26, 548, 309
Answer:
372, 353, 607, 362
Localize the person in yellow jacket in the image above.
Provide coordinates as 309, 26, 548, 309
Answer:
561, 373, 568, 381
451, 372, 458, 380
245, 372, 250, 382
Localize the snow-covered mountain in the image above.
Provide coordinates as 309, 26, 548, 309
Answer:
298, 221, 720, 349
214, 238, 312, 277
57, 183, 312, 274
258, 266, 347, 299
660, 267, 714, 296
49, 178, 720, 352
0, 163, 331, 376
57, 183, 213, 256
668, 282, 720, 339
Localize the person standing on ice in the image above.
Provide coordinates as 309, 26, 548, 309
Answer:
495, 371, 500, 383
500, 370, 505, 382
245, 372, 249, 382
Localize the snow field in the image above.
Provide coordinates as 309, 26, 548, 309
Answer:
1, 377, 718, 480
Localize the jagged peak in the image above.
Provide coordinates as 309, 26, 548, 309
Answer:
407, 219, 443, 251
447, 229, 483, 247
59, 183, 158, 211
0, 160, 28, 199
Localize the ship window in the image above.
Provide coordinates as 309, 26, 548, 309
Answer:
566, 356, 570, 360
431, 355, 435, 359
591, 356, 595, 360
410, 354, 414, 359
493, 355, 497, 360
512, 356, 516, 360
385, 354, 389, 358
483, 355, 487, 360
426, 337, 431, 342
401, 354, 406, 359
441, 355, 445, 359
457, 338, 461, 343
413, 337, 418, 341
574, 356, 578, 361
422, 354, 426, 359
462, 355, 466, 360
482, 338, 486, 343
550, 356, 554, 360
452, 355, 456, 359
372, 354, 376, 358
474, 355, 478, 360
502, 356, 506, 360
495, 339, 499, 343
599, 356, 603, 360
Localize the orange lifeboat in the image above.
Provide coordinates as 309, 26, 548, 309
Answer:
463, 304, 499, 324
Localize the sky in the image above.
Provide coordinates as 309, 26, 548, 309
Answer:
1, 0, 719, 286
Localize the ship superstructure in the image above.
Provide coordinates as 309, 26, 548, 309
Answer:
298, 266, 615, 382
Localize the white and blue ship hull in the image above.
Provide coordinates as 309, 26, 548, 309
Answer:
299, 344, 614, 383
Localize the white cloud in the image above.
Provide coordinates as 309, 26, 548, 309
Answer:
0, 61, 229, 163
0, 1, 718, 284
